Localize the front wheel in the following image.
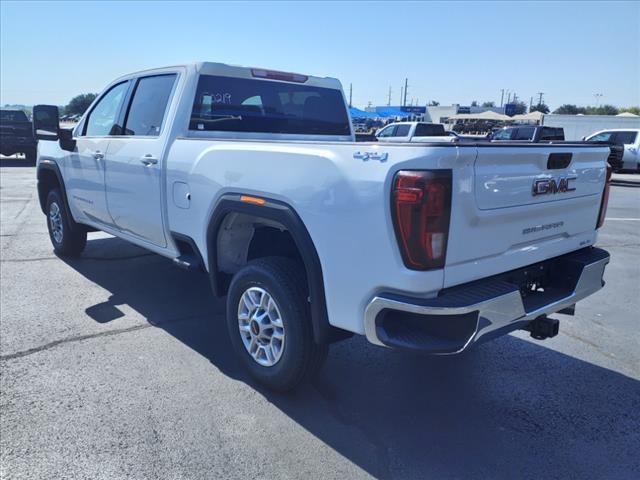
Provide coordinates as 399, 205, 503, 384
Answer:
46, 188, 87, 257
226, 257, 328, 391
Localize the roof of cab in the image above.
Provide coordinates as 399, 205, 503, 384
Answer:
114, 62, 343, 89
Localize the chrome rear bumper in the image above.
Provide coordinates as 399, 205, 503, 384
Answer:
364, 248, 610, 354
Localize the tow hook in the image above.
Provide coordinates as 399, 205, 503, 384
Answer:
524, 315, 560, 340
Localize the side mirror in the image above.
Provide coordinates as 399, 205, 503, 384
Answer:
59, 128, 76, 152
33, 105, 60, 141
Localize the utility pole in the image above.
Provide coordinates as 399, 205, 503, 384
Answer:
594, 93, 603, 107
400, 86, 403, 106
537, 92, 544, 105
529, 96, 533, 111
349, 83, 352, 108
387, 86, 392, 106
500, 89, 505, 107
507, 92, 512, 103
403, 78, 408, 107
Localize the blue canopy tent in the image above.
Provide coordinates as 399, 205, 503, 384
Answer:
349, 107, 379, 119
374, 107, 412, 118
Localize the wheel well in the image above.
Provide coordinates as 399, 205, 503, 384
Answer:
207, 197, 353, 345
37, 167, 61, 213
216, 212, 304, 288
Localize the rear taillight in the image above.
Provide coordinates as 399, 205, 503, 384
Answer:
391, 170, 452, 270
596, 163, 613, 229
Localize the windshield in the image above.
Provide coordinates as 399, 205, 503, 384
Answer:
190, 75, 350, 136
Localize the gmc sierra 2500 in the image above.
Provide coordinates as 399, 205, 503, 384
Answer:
33, 62, 611, 391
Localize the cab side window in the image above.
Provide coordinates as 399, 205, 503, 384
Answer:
123, 74, 177, 136
83, 82, 129, 137
394, 124, 411, 137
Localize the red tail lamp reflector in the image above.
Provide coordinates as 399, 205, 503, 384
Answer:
391, 170, 452, 270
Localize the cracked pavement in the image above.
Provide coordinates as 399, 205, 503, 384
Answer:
1, 159, 639, 479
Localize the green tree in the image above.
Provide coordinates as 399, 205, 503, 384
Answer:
471, 100, 478, 107
64, 93, 97, 115
620, 106, 640, 115
427, 100, 440, 106
512, 101, 528, 115
481, 101, 495, 108
530, 103, 550, 114
584, 104, 619, 115
553, 104, 582, 114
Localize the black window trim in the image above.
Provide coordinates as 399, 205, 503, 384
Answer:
120, 73, 179, 138
79, 80, 131, 138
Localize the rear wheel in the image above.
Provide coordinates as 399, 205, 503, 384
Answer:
46, 188, 86, 257
226, 257, 328, 391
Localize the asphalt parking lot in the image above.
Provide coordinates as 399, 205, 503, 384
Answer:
1, 157, 639, 479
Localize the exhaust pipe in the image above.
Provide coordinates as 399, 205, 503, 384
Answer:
524, 315, 559, 340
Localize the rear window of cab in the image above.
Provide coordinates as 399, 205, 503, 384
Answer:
189, 75, 351, 136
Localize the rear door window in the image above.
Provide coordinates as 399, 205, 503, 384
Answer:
123, 74, 177, 136
540, 127, 563, 141
614, 131, 638, 145
394, 124, 411, 137
514, 127, 535, 140
190, 75, 350, 136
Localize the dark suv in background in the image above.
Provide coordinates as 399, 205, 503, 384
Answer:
0, 109, 37, 161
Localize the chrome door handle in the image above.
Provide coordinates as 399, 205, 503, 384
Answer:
140, 155, 158, 166
92, 150, 104, 160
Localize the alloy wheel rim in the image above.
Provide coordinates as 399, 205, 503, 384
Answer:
49, 202, 63, 244
237, 287, 285, 367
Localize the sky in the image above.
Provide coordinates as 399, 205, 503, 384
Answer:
1, 0, 639, 110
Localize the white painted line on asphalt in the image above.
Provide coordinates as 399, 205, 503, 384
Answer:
606, 218, 640, 221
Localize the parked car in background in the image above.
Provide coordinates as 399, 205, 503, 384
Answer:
0, 109, 37, 160
33, 62, 611, 391
585, 129, 639, 172
376, 121, 456, 143
490, 125, 565, 142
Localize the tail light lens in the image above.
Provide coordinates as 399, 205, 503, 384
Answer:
596, 163, 613, 229
391, 170, 452, 270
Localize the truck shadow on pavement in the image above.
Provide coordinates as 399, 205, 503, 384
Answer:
62, 236, 640, 480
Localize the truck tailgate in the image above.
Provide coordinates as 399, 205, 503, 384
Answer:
444, 145, 608, 288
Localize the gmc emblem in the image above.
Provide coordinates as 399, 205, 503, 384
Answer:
532, 176, 576, 196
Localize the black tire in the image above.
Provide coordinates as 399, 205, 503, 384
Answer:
24, 147, 37, 162
226, 257, 328, 392
46, 188, 87, 257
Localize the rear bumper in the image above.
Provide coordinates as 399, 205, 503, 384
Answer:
364, 247, 610, 354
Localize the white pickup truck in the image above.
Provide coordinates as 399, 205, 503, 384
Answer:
34, 62, 611, 391
376, 121, 457, 143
